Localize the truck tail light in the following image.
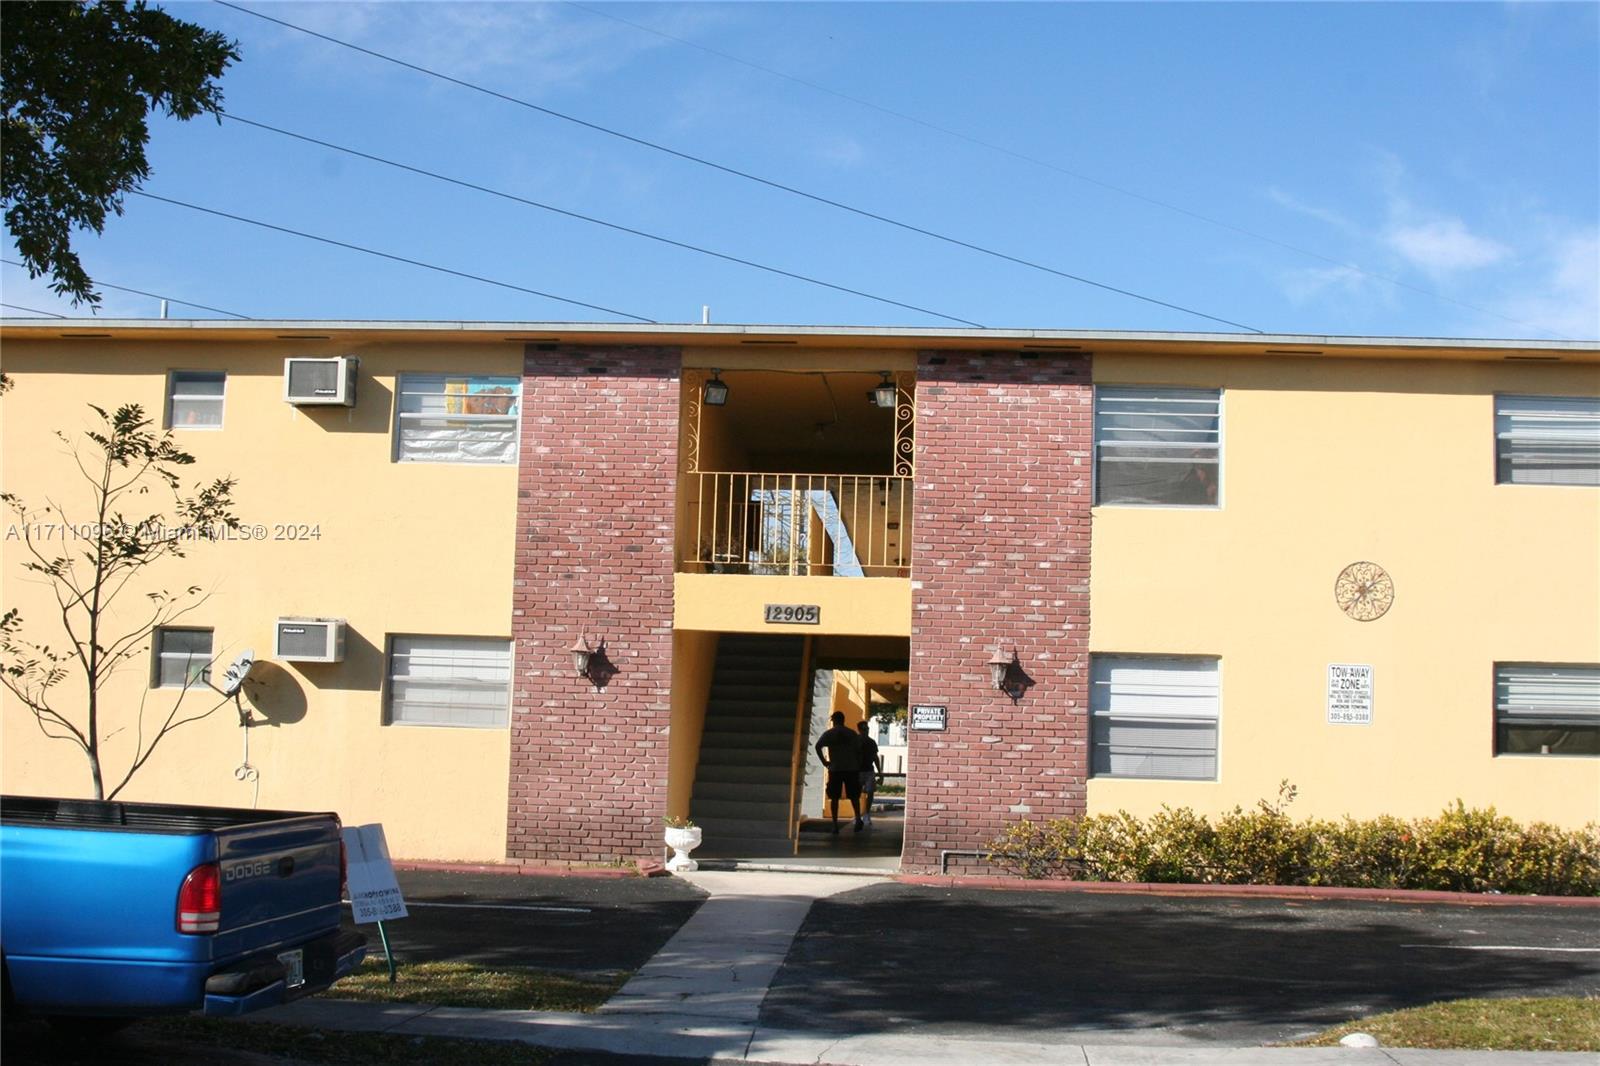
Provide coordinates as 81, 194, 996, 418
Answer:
177, 862, 221, 934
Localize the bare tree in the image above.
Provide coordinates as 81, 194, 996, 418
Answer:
1, 403, 239, 800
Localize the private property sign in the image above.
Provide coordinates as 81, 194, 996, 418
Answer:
1327, 664, 1374, 725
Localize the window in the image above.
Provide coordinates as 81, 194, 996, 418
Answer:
1495, 664, 1600, 757
1495, 395, 1600, 486
386, 636, 512, 727
395, 373, 521, 464
154, 628, 213, 688
1094, 386, 1222, 506
168, 370, 226, 428
1090, 656, 1219, 780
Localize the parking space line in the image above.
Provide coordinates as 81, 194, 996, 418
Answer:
1400, 944, 1600, 953
345, 899, 592, 914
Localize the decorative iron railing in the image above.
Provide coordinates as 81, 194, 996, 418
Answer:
683, 472, 912, 577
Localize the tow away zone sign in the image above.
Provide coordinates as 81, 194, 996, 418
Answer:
1327, 664, 1374, 726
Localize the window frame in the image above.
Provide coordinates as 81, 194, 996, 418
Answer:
1492, 393, 1600, 488
152, 627, 215, 689
165, 369, 227, 431
1492, 662, 1600, 759
392, 372, 523, 466
1088, 653, 1222, 782
383, 633, 514, 729
1092, 385, 1225, 509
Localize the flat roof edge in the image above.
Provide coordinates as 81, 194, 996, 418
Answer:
0, 318, 1594, 353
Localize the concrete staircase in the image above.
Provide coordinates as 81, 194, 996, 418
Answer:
690, 635, 806, 858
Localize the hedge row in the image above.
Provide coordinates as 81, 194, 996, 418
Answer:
985, 785, 1600, 896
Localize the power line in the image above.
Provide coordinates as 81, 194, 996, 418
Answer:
565, 2, 1565, 341
1, 302, 67, 318
213, 0, 1261, 333
126, 191, 657, 323
1, 261, 251, 318
220, 113, 984, 328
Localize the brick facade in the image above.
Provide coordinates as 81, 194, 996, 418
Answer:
902, 350, 1093, 873
507, 345, 681, 862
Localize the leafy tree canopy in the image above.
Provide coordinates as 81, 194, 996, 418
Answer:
2, 1, 237, 307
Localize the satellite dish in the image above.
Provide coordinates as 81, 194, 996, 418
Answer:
220, 648, 256, 697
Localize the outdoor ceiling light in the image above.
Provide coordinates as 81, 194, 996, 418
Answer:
703, 369, 729, 406
869, 371, 897, 409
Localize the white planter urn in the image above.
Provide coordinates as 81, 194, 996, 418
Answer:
664, 825, 702, 873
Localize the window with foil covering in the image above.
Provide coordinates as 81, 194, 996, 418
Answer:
1495, 664, 1600, 757
1090, 656, 1220, 780
386, 636, 512, 728
1094, 386, 1222, 506
395, 373, 522, 464
1494, 395, 1600, 486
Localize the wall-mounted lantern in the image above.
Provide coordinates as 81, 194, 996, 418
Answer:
987, 646, 1030, 702
570, 636, 612, 689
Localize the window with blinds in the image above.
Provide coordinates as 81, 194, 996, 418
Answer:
1094, 386, 1222, 506
395, 373, 522, 464
154, 628, 213, 688
1495, 395, 1600, 486
168, 370, 226, 429
1494, 663, 1600, 757
386, 636, 512, 728
1090, 655, 1220, 780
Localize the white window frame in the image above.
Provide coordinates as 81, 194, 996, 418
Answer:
385, 634, 513, 729
1494, 663, 1600, 758
1089, 654, 1221, 781
1093, 385, 1224, 508
166, 370, 226, 430
153, 627, 214, 689
1493, 394, 1600, 487
393, 372, 522, 465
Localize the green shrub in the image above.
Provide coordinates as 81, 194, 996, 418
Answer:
984, 788, 1600, 896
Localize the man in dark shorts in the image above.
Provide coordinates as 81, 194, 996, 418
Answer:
815, 711, 864, 833
855, 718, 882, 828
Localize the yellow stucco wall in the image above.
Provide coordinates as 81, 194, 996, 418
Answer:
673, 573, 912, 635
666, 629, 719, 820
1, 341, 519, 860
1088, 354, 1600, 827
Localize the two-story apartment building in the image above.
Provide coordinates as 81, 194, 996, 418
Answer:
1, 321, 1595, 871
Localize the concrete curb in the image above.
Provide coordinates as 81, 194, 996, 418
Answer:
391, 859, 643, 879
896, 874, 1600, 907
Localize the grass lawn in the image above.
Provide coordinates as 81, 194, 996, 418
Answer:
1299, 996, 1600, 1052
148, 1017, 553, 1064
327, 959, 627, 1012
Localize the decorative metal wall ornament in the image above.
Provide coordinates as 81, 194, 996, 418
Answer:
681, 370, 704, 473
1334, 561, 1395, 621
893, 371, 916, 476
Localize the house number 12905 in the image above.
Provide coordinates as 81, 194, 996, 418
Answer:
764, 604, 820, 625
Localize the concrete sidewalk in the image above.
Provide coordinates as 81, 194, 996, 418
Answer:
256, 868, 1594, 1064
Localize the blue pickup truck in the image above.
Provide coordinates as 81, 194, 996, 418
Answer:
1, 796, 366, 1021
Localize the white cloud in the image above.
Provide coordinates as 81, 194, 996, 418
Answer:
1265, 186, 1354, 232
1488, 228, 1600, 340
1278, 264, 1370, 307
1383, 217, 1510, 274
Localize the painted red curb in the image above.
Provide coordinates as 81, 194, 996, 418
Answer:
896, 874, 1600, 907
393, 859, 641, 879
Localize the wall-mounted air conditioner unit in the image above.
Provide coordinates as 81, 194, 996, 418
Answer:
274, 617, 346, 663
284, 356, 359, 406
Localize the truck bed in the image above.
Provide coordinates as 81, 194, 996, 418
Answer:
2, 795, 332, 833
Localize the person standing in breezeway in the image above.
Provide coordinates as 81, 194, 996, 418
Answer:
815, 711, 865, 834
855, 718, 882, 828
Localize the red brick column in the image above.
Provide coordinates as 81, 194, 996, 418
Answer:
507, 345, 680, 863
902, 350, 1093, 873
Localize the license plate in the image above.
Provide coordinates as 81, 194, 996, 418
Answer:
278, 949, 305, 990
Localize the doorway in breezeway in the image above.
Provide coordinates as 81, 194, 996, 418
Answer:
793, 637, 909, 872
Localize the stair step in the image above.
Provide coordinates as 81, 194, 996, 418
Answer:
692, 781, 790, 803
691, 799, 790, 821
689, 816, 792, 838
694, 750, 791, 769
694, 764, 789, 785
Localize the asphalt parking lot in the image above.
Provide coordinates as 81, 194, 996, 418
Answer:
342, 868, 710, 977
760, 883, 1600, 1045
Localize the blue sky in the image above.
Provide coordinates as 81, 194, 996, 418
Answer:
3, 1, 1596, 339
